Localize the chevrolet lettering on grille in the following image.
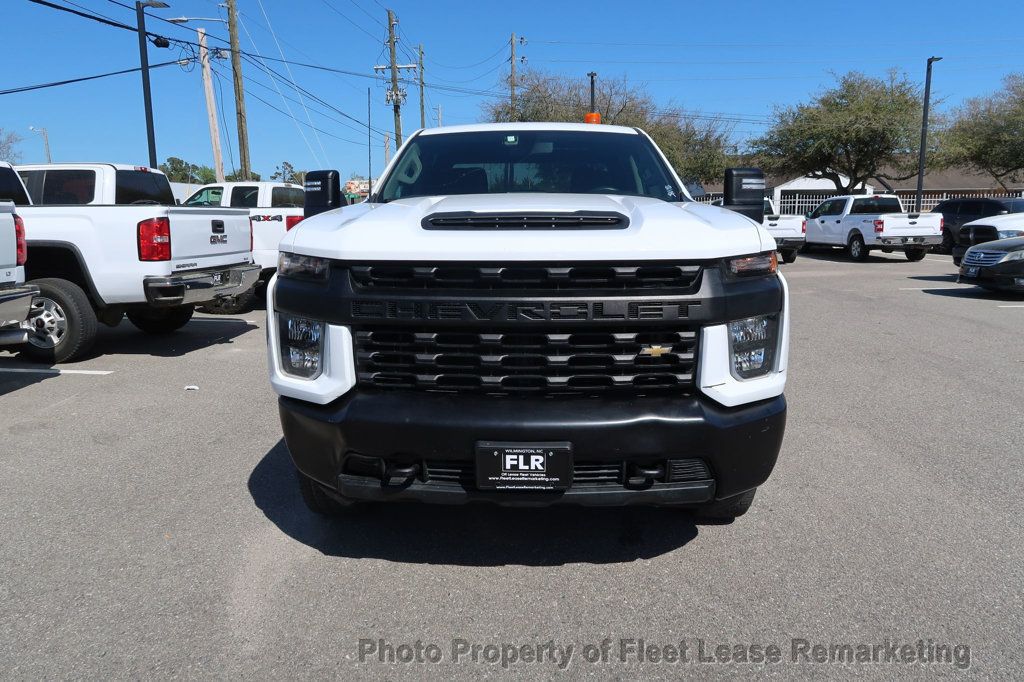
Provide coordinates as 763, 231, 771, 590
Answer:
350, 299, 701, 322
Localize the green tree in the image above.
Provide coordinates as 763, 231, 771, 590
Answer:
0, 129, 23, 163
938, 74, 1024, 190
751, 71, 926, 192
159, 157, 216, 184
270, 161, 305, 184
482, 71, 731, 184
226, 169, 261, 181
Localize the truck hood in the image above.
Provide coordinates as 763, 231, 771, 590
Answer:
282, 193, 769, 261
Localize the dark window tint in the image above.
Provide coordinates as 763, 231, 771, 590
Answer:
230, 186, 259, 208
42, 169, 96, 204
960, 200, 985, 215
979, 200, 1007, 216
114, 170, 174, 205
0, 167, 31, 205
379, 130, 683, 202
184, 186, 224, 206
17, 170, 43, 204
271, 186, 305, 207
849, 197, 903, 214
816, 198, 845, 216
1002, 199, 1024, 213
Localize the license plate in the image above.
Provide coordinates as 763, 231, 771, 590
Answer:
965, 266, 979, 277
475, 441, 572, 490
211, 272, 224, 285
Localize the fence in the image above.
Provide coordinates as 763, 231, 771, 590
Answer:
694, 189, 1024, 215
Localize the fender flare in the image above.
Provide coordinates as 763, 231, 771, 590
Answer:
25, 239, 105, 307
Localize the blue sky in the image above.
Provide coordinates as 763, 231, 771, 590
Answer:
5, 0, 1024, 179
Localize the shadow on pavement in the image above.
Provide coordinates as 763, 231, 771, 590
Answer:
0, 357, 59, 396
798, 250, 909, 264
248, 439, 700, 566
85, 317, 257, 360
906, 274, 958, 282
921, 285, 1024, 300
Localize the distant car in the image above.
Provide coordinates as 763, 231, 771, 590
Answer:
951, 213, 1024, 266
957, 237, 1024, 294
804, 194, 942, 261
932, 197, 1024, 254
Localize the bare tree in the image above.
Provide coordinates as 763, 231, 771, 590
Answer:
0, 129, 23, 163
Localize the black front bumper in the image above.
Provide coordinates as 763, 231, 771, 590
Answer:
279, 390, 786, 507
958, 262, 1024, 291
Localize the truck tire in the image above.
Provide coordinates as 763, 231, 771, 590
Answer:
905, 248, 927, 262
21, 278, 98, 363
127, 305, 195, 334
780, 249, 798, 264
953, 255, 962, 267
695, 488, 757, 522
196, 289, 256, 315
847, 234, 869, 262
297, 470, 353, 515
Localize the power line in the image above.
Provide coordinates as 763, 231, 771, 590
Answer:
427, 42, 508, 70
0, 59, 186, 96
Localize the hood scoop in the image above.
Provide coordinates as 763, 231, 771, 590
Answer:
421, 210, 629, 231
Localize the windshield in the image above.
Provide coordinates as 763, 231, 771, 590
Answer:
850, 197, 903, 214
115, 170, 175, 205
377, 130, 683, 202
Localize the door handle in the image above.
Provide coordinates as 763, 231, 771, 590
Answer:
835, 220, 841, 223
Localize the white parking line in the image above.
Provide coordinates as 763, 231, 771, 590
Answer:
997, 305, 1024, 308
0, 368, 113, 375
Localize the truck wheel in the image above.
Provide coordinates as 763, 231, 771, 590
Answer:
940, 230, 953, 254
780, 250, 798, 264
695, 488, 757, 522
297, 470, 353, 515
953, 255, 962, 267
905, 248, 927, 262
196, 289, 256, 315
127, 305, 195, 334
847, 234, 869, 262
21, 278, 98, 363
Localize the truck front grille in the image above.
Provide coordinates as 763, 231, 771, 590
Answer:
354, 328, 698, 395
349, 263, 701, 291
421, 458, 711, 487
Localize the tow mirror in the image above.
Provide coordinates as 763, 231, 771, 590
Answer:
303, 170, 343, 219
722, 168, 765, 224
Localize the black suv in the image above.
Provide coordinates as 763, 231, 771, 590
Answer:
932, 197, 1024, 253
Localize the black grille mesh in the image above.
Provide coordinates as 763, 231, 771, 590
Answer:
355, 329, 697, 395
419, 458, 710, 487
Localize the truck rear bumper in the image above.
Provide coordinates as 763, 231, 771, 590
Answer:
877, 235, 941, 248
774, 237, 805, 249
143, 263, 260, 307
0, 284, 38, 344
279, 390, 786, 507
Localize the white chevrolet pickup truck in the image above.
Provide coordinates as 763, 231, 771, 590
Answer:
267, 123, 790, 521
183, 181, 304, 296
804, 194, 942, 261
9, 163, 259, 362
0, 196, 37, 346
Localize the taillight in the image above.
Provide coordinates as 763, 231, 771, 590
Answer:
14, 214, 26, 266
940, 217, 945, 230
286, 215, 303, 231
801, 219, 807, 234
138, 217, 171, 261
873, 219, 885, 233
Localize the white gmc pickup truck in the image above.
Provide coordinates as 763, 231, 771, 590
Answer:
714, 198, 805, 263
268, 123, 790, 521
9, 163, 259, 362
804, 194, 942, 261
0, 197, 36, 346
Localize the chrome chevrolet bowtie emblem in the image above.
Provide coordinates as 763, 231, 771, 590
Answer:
640, 345, 671, 358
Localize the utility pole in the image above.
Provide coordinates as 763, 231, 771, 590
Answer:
226, 0, 251, 180
510, 32, 516, 120
197, 29, 225, 182
367, 87, 372, 196
915, 56, 942, 212
373, 10, 416, 148
384, 134, 391, 165
387, 9, 403, 147
418, 44, 425, 130
436, 104, 442, 127
135, 1, 162, 168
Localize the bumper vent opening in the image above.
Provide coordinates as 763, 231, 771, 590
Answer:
422, 211, 629, 231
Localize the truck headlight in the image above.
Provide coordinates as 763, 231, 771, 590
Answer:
278, 314, 325, 379
726, 252, 778, 277
278, 251, 330, 280
728, 314, 779, 379
997, 229, 1024, 240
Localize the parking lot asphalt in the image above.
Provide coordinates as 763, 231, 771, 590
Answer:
1, 250, 1022, 678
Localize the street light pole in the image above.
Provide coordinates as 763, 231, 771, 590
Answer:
29, 127, 52, 163
915, 56, 942, 212
135, 1, 168, 169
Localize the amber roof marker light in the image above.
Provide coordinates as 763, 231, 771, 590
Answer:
585, 71, 601, 124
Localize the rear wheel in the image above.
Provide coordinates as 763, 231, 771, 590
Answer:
905, 248, 927, 262
297, 470, 353, 515
695, 489, 757, 522
847, 234, 869, 262
940, 229, 954, 254
780, 249, 798, 264
127, 305, 195, 334
953, 255, 963, 267
21, 278, 98, 363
